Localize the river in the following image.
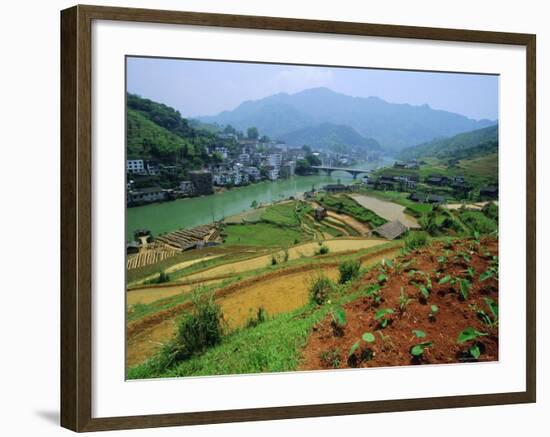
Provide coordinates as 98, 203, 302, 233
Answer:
126, 159, 394, 241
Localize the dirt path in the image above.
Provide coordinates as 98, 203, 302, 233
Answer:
126, 246, 400, 368
349, 194, 420, 229
183, 238, 386, 282
127, 278, 224, 306
444, 201, 498, 211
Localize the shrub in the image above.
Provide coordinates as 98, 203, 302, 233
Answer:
482, 201, 499, 222
159, 291, 223, 369
404, 231, 429, 251
338, 259, 361, 284
158, 271, 170, 283
309, 274, 333, 305
316, 244, 330, 255
144, 271, 171, 285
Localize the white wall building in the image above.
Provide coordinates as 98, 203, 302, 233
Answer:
268, 153, 282, 168
127, 159, 145, 174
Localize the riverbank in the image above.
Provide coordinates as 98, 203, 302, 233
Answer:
126, 159, 395, 241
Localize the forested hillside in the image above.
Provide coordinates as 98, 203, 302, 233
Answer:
397, 125, 498, 160
126, 93, 222, 167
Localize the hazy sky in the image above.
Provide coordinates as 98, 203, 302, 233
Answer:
127, 57, 499, 121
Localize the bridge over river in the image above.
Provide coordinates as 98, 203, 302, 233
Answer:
312, 166, 373, 179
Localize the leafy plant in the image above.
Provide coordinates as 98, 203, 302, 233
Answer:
365, 284, 382, 304
331, 306, 347, 328
417, 284, 430, 300
338, 259, 361, 284
375, 308, 394, 328
475, 298, 499, 327
309, 274, 333, 305
399, 287, 414, 314
412, 329, 426, 338
438, 275, 454, 285
429, 304, 439, 321
410, 341, 433, 358
348, 332, 376, 361
480, 265, 498, 281
459, 278, 472, 300
457, 327, 488, 359
377, 273, 388, 284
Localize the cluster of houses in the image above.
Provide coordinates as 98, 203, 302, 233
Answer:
393, 159, 420, 169
127, 170, 214, 206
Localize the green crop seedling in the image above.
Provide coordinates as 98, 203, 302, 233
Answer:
375, 308, 394, 328
457, 327, 488, 360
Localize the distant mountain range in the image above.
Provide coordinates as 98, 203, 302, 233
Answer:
198, 87, 497, 151
397, 124, 499, 160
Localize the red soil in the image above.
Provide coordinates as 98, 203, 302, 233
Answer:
300, 238, 499, 370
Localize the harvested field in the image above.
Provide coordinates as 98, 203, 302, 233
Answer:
350, 194, 420, 229
126, 243, 178, 270
156, 224, 218, 250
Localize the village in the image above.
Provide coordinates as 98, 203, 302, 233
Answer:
126, 128, 383, 207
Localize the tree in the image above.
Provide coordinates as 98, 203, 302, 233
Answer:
223, 124, 237, 134
295, 159, 312, 176
259, 135, 270, 143
306, 153, 321, 166
247, 127, 259, 140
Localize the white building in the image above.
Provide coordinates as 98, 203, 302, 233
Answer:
127, 159, 145, 174
268, 153, 282, 168
238, 153, 250, 164
267, 167, 279, 181
244, 166, 261, 181
179, 181, 193, 195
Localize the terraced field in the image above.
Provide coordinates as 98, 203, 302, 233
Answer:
126, 243, 401, 367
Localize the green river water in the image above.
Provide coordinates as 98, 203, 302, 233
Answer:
126, 162, 392, 241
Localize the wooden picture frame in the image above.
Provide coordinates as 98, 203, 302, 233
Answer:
60, 4, 536, 432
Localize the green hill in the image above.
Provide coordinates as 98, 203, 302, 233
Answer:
397, 125, 498, 160
126, 93, 225, 167
279, 122, 381, 152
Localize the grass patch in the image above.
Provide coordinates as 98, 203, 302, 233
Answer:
459, 210, 497, 235
317, 194, 386, 228
404, 231, 429, 251
127, 270, 388, 380
223, 222, 308, 247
